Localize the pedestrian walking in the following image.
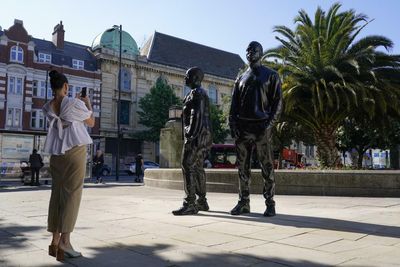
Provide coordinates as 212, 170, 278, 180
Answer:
135, 153, 144, 182
29, 149, 43, 186
92, 150, 104, 183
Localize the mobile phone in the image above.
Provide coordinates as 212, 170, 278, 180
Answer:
81, 87, 87, 98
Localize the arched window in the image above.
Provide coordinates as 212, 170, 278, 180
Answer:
208, 84, 218, 104
10, 46, 23, 63
121, 68, 131, 91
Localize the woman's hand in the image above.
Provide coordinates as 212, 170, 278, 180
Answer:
76, 94, 92, 111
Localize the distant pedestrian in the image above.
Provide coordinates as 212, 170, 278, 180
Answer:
92, 150, 104, 183
135, 153, 144, 182
29, 149, 43, 186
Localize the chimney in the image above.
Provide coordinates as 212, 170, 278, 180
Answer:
52, 21, 65, 49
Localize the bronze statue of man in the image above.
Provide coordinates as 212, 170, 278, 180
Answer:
229, 41, 282, 217
173, 67, 212, 216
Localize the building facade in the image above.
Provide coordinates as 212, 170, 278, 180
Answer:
0, 19, 101, 175
91, 29, 244, 168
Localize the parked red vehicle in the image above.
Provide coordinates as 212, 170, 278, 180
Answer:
282, 148, 303, 168
209, 144, 237, 168
209, 145, 303, 169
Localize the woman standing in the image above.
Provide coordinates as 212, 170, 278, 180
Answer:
43, 70, 95, 261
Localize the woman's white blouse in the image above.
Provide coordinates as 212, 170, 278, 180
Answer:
42, 97, 93, 155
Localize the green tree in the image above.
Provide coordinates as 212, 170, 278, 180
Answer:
264, 3, 400, 167
210, 103, 229, 144
135, 80, 181, 142
337, 115, 382, 169
380, 116, 400, 169
272, 113, 314, 169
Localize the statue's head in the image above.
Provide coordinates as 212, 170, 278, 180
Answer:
246, 41, 263, 64
185, 67, 204, 89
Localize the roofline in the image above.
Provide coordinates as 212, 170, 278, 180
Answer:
147, 59, 238, 81
146, 31, 156, 58
32, 38, 91, 50
154, 31, 243, 58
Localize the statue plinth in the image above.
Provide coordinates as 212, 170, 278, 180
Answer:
159, 119, 183, 168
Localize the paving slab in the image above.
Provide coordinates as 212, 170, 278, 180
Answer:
0, 184, 399, 267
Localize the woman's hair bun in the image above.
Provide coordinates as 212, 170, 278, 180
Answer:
49, 70, 68, 90
49, 70, 58, 78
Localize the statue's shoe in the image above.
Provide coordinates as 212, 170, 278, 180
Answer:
172, 204, 199, 216
230, 201, 250, 215
196, 199, 209, 211
263, 205, 276, 217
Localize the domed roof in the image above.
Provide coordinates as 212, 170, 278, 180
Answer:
91, 27, 139, 56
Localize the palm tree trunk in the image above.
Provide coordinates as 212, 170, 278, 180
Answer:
314, 124, 340, 168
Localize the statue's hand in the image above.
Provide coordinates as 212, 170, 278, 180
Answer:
230, 127, 240, 139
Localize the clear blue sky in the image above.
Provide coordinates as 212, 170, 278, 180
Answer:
1, 0, 399, 60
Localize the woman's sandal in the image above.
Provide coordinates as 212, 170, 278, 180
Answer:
56, 247, 82, 261
48, 244, 58, 257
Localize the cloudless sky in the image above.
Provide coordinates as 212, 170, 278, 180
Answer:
1, 0, 399, 60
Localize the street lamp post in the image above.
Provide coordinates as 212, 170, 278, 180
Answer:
116, 25, 122, 181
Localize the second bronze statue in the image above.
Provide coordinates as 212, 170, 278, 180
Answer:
172, 67, 213, 216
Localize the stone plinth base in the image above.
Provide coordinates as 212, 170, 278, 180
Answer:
144, 169, 400, 197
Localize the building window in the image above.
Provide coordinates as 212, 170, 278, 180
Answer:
120, 100, 130, 125
8, 76, 23, 95
68, 85, 81, 98
47, 86, 53, 98
72, 59, 84, 70
10, 46, 23, 63
6, 108, 22, 127
38, 52, 51, 63
121, 69, 131, 91
208, 85, 218, 104
183, 85, 191, 97
32, 81, 51, 99
32, 80, 38, 96
31, 110, 44, 129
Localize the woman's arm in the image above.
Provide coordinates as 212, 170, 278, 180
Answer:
79, 96, 95, 128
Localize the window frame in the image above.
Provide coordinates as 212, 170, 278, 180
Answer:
31, 109, 44, 129
38, 52, 51, 63
121, 68, 132, 92
208, 85, 218, 105
119, 100, 130, 125
6, 107, 22, 128
10, 45, 24, 63
7, 76, 23, 95
72, 59, 84, 70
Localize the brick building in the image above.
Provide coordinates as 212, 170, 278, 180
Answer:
0, 19, 101, 173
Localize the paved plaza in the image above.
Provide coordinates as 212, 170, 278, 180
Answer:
0, 182, 399, 266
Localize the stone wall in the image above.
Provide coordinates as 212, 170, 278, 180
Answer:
144, 169, 400, 197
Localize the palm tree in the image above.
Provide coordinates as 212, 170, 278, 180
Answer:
263, 3, 400, 167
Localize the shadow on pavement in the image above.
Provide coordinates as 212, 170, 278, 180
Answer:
198, 210, 400, 238
65, 243, 333, 267
0, 218, 49, 266
0, 180, 143, 193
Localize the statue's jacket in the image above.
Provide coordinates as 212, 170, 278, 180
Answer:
182, 87, 212, 147
229, 66, 283, 132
